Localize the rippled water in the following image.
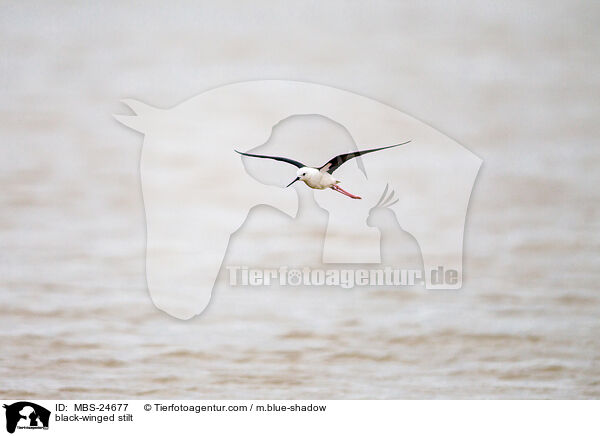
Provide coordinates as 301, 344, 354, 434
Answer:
1, 1, 599, 398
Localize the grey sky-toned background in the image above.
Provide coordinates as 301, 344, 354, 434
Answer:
1, 1, 598, 398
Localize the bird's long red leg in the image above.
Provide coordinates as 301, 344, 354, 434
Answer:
331, 184, 361, 199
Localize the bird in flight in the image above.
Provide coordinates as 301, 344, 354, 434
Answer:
235, 140, 411, 199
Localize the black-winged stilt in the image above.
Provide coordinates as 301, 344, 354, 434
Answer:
235, 140, 410, 199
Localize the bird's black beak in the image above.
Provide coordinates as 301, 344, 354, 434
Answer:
286, 177, 300, 188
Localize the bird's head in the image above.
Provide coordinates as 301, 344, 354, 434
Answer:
287, 167, 314, 187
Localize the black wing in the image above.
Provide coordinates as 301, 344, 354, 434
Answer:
235, 150, 305, 169
319, 140, 411, 174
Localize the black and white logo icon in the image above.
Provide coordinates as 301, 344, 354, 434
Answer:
3, 402, 50, 434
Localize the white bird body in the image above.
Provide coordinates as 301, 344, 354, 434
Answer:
297, 167, 338, 189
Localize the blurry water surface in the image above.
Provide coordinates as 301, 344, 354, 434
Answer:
0, 1, 599, 398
